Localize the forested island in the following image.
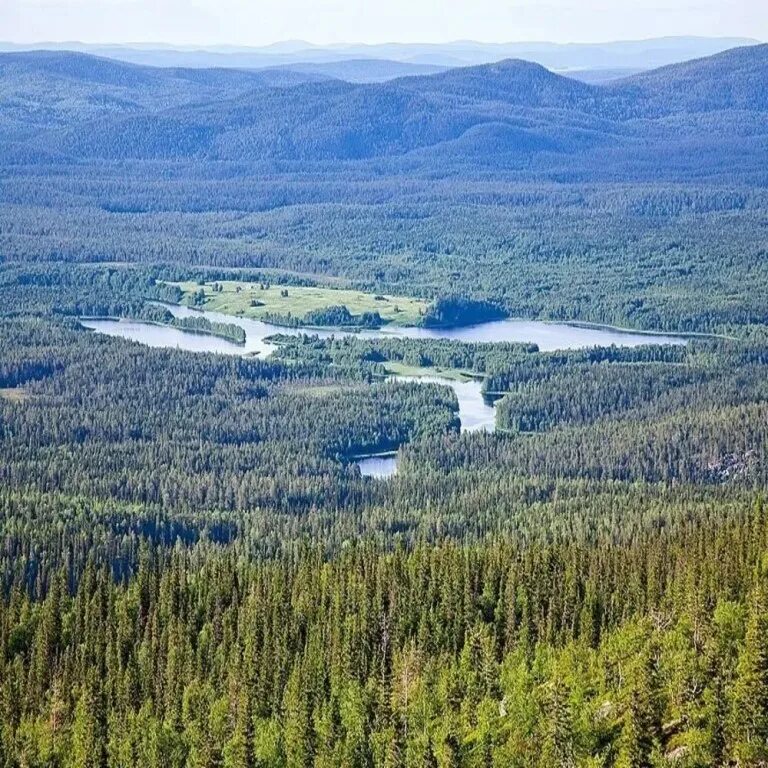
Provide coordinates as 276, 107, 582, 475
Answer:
136, 304, 247, 344
1, 40, 768, 768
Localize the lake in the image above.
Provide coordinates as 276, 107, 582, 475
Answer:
83, 302, 687, 354
82, 305, 688, 479
356, 455, 399, 479
80, 317, 249, 354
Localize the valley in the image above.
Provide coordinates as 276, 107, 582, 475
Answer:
80, 292, 690, 443
0, 37, 767, 768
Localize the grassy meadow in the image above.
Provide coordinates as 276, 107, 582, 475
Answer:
173, 280, 429, 327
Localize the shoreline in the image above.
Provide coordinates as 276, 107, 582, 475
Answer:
348, 450, 399, 460
79, 315, 246, 346
167, 299, 719, 340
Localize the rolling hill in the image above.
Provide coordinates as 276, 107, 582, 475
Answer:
0, 44, 766, 333
1, 36, 758, 71
0, 50, 325, 138
271, 59, 448, 83
2, 43, 764, 166
611, 43, 768, 113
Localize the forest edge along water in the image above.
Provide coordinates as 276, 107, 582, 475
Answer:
81, 303, 688, 478
81, 301, 689, 354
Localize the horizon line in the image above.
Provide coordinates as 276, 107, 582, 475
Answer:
0, 34, 763, 51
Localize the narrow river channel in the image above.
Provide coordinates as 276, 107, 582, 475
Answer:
82, 305, 687, 478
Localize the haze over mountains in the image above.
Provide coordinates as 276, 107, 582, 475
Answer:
1, 39, 767, 335
1, 42, 766, 179
0, 36, 759, 82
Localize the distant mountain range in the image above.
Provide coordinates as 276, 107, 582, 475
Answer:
271, 59, 448, 84
0, 36, 759, 82
1, 40, 766, 327
1, 43, 765, 174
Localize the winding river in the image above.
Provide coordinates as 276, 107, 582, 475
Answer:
391, 375, 500, 433
82, 304, 687, 478
83, 303, 687, 356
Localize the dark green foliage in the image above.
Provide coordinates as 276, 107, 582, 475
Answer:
274, 332, 768, 486
263, 305, 385, 329
302, 305, 383, 328
420, 296, 507, 328
0, 499, 767, 766
0, 262, 182, 318
271, 333, 538, 373
137, 304, 246, 343
0, 295, 766, 763
2, 45, 768, 766
0, 317, 459, 514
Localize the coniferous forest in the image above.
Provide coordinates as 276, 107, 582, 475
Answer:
1, 40, 768, 768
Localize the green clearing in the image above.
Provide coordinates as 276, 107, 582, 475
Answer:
286, 383, 362, 398
383, 362, 479, 382
173, 280, 429, 327
0, 387, 29, 403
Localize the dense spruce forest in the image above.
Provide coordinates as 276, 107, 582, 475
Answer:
0, 41, 767, 767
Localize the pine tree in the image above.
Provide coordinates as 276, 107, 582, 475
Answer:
224, 688, 255, 768
729, 563, 768, 766
283, 663, 312, 768
70, 685, 105, 768
615, 648, 658, 768
540, 679, 575, 768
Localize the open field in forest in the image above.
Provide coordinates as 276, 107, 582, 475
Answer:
173, 280, 429, 326
383, 362, 479, 382
0, 387, 30, 403
285, 383, 364, 397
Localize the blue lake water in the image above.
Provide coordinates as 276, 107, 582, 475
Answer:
82, 305, 688, 479
356, 455, 399, 478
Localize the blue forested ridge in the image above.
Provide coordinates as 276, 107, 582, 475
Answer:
1, 44, 766, 163
1, 44, 767, 337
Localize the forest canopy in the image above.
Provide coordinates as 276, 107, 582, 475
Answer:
1, 42, 768, 768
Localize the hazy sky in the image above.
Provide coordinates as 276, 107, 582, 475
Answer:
2, 0, 766, 45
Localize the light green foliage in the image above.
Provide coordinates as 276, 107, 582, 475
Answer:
174, 279, 429, 327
